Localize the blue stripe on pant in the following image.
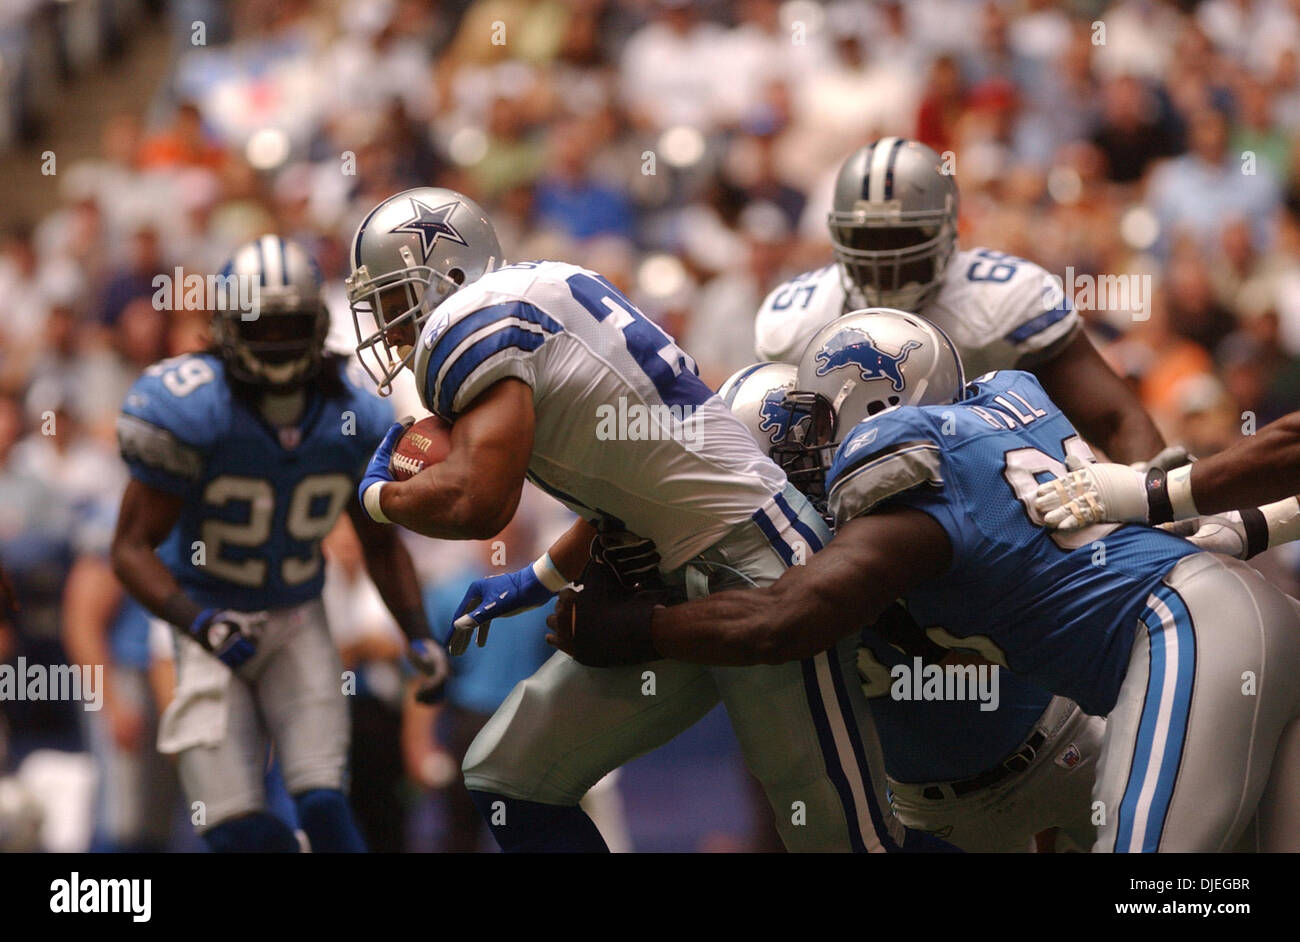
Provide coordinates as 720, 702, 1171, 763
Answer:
1115, 585, 1197, 852
752, 487, 899, 852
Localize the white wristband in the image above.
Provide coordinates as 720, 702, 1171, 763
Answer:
532, 552, 569, 593
362, 481, 391, 524
1167, 465, 1199, 520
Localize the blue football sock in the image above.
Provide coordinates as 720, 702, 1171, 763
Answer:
293, 789, 367, 853
203, 812, 300, 853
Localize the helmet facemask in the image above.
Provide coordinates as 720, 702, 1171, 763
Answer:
346, 246, 464, 397
214, 300, 328, 392
770, 390, 838, 507
829, 205, 956, 313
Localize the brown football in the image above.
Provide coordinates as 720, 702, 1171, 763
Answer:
389, 415, 453, 481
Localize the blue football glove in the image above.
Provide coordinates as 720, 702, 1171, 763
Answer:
446, 564, 559, 656
188, 608, 266, 668
407, 638, 451, 704
358, 417, 414, 522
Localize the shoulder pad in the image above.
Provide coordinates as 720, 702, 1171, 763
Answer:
117, 354, 226, 482
416, 294, 557, 418
827, 409, 944, 526
754, 266, 843, 363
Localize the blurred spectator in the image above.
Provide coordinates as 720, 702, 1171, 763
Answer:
619, 0, 725, 133
62, 497, 181, 853
1091, 75, 1178, 185
533, 115, 634, 241
1146, 107, 1282, 257
96, 226, 166, 328
916, 55, 967, 154
138, 101, 225, 172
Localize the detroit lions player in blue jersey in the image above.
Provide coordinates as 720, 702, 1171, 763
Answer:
110, 235, 447, 853
557, 309, 1300, 852
348, 186, 954, 853
717, 358, 1103, 851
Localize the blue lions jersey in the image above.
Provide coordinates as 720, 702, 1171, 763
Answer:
828, 370, 1199, 717
117, 353, 393, 611
857, 628, 1052, 784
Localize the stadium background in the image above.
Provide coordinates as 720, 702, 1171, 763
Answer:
1, 0, 1298, 852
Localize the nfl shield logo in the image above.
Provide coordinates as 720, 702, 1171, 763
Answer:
279, 426, 302, 449
1054, 743, 1082, 770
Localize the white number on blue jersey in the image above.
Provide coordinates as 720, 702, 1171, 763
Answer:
1003, 435, 1119, 550
200, 472, 353, 588
147, 355, 216, 398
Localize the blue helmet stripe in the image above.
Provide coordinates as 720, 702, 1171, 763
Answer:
277, 236, 289, 288
722, 362, 770, 408
883, 138, 906, 200
860, 141, 877, 200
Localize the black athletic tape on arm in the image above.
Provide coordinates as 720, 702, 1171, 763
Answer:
1240, 508, 1269, 560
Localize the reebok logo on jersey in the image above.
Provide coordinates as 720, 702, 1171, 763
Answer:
842, 427, 878, 458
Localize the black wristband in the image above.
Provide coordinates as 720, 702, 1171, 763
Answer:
1144, 468, 1174, 525
162, 591, 204, 631
1239, 508, 1269, 560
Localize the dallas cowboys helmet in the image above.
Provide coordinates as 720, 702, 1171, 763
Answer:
718, 362, 835, 505
788, 308, 965, 472
828, 138, 958, 312
346, 186, 502, 395
212, 235, 329, 389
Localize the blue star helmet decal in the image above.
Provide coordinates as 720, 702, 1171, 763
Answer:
391, 198, 469, 262
813, 328, 921, 391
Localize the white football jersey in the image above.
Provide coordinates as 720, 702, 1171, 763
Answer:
754, 249, 1080, 377
412, 260, 786, 570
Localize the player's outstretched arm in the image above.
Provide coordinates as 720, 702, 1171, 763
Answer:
1037, 410, 1300, 527
373, 379, 535, 541
551, 508, 952, 667
1036, 410, 1300, 554
1182, 410, 1300, 515
348, 499, 434, 643
1033, 332, 1165, 465
445, 517, 595, 655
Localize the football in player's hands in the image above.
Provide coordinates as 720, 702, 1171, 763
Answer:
389, 415, 453, 481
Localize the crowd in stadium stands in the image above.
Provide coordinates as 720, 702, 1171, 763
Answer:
2, 0, 1300, 850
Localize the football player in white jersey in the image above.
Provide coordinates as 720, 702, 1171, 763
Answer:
347, 186, 945, 852
755, 137, 1165, 467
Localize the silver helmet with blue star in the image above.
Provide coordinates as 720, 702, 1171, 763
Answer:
346, 186, 503, 395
